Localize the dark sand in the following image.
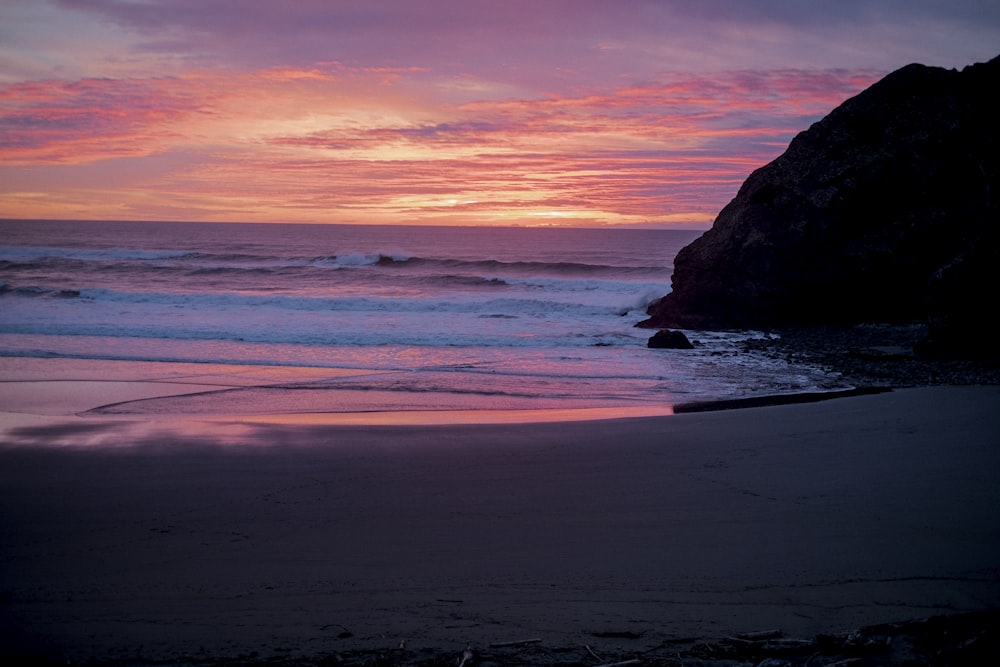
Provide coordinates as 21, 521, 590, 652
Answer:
2, 362, 999, 664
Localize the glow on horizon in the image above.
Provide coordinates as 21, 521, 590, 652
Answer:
1, 1, 998, 227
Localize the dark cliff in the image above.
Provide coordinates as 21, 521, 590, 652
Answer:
641, 55, 999, 354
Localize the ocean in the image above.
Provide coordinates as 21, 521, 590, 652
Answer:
0, 219, 843, 417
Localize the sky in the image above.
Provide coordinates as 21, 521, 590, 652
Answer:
1, 1, 998, 227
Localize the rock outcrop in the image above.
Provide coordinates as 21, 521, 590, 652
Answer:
647, 329, 694, 349
640, 55, 999, 355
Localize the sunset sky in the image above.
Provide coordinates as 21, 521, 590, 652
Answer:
2, 1, 998, 227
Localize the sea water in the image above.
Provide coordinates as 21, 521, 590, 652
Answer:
0, 219, 843, 415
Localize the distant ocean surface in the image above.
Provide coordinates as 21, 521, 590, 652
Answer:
0, 220, 843, 415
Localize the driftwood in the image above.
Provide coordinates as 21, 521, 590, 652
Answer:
150, 610, 999, 666
734, 628, 783, 641
594, 659, 641, 667
488, 637, 542, 647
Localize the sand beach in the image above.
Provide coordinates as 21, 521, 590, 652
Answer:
2, 357, 999, 665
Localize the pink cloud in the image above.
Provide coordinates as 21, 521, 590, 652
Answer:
47, 0, 1000, 88
1, 64, 886, 224
0, 77, 213, 164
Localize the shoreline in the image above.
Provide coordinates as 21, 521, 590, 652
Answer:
0, 354, 843, 432
672, 385, 892, 413
6, 319, 1000, 426
4, 341, 994, 428
1, 355, 681, 427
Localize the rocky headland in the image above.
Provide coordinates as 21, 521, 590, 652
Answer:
640, 55, 1000, 362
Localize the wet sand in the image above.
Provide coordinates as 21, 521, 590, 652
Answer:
1, 358, 999, 664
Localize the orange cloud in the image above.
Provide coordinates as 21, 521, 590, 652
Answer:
1, 66, 881, 225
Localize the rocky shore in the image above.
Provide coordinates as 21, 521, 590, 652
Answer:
742, 323, 1000, 390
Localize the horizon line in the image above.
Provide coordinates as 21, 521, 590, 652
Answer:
0, 217, 713, 231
